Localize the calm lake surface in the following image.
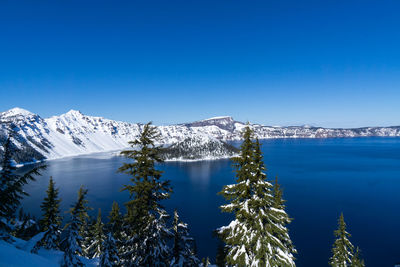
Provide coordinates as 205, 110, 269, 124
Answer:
21, 138, 400, 266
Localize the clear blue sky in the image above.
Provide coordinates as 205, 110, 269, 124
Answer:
1, 0, 399, 127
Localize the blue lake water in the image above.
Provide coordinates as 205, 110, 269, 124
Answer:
21, 137, 400, 266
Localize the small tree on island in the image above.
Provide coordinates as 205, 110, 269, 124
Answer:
118, 122, 172, 266
218, 127, 296, 266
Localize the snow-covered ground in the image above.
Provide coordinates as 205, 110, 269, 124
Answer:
0, 237, 218, 267
0, 238, 97, 267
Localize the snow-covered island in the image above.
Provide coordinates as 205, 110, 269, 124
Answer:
160, 135, 239, 161
1, 107, 400, 164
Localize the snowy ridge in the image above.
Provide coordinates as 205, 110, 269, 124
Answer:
0, 107, 399, 164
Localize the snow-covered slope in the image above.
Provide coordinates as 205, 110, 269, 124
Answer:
1, 107, 399, 164
0, 238, 97, 267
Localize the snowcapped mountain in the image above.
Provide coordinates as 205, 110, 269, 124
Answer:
0, 107, 399, 164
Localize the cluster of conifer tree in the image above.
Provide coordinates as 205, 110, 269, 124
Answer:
0, 125, 367, 266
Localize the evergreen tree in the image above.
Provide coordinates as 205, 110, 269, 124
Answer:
118, 123, 172, 266
60, 187, 89, 267
218, 127, 296, 266
73, 187, 92, 236
32, 177, 62, 251
272, 176, 297, 261
67, 186, 92, 256
329, 213, 354, 267
86, 209, 105, 258
40, 177, 62, 231
170, 209, 200, 266
215, 240, 227, 267
99, 230, 120, 267
350, 247, 365, 267
108, 201, 123, 240
129, 209, 172, 266
32, 224, 60, 253
82, 216, 96, 257
0, 135, 45, 237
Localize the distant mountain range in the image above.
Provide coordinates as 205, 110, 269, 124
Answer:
0, 107, 399, 164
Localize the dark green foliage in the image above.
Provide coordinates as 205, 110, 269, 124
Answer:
0, 135, 45, 238
272, 176, 297, 259
273, 176, 284, 209
350, 247, 365, 267
108, 201, 123, 240
82, 216, 96, 257
218, 127, 296, 266
13, 213, 41, 240
60, 187, 89, 267
99, 231, 120, 267
215, 240, 227, 267
118, 123, 172, 265
40, 177, 62, 231
32, 224, 60, 252
118, 123, 171, 230
68, 186, 92, 240
171, 209, 200, 266
131, 209, 172, 266
329, 213, 354, 267
86, 209, 105, 258
31, 178, 62, 251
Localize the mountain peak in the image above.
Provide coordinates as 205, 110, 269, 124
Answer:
65, 109, 83, 116
1, 107, 35, 117
184, 116, 236, 132
203, 116, 233, 121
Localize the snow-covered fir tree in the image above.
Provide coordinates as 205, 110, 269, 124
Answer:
32, 177, 62, 252
118, 123, 172, 266
0, 135, 44, 239
272, 175, 297, 262
68, 186, 92, 257
60, 187, 89, 267
86, 209, 105, 258
170, 209, 200, 266
99, 230, 120, 267
82, 216, 96, 257
350, 247, 365, 267
218, 127, 296, 267
329, 213, 354, 267
130, 208, 172, 266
